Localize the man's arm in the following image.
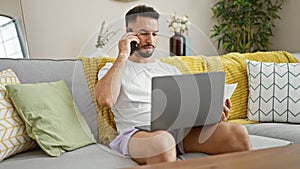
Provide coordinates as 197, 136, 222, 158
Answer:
94, 31, 139, 108
94, 56, 127, 108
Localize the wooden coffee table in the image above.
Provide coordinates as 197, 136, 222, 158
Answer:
123, 144, 300, 169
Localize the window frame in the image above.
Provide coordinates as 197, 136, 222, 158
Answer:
0, 14, 28, 58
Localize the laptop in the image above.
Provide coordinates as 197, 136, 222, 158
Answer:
136, 71, 225, 132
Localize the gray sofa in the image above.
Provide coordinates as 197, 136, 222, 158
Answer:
0, 57, 299, 169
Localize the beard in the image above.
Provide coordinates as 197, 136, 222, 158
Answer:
137, 50, 153, 58
137, 44, 155, 58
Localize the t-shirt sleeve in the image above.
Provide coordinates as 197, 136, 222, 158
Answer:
97, 62, 113, 80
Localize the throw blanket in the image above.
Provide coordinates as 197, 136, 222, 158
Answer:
79, 57, 117, 145
80, 51, 298, 145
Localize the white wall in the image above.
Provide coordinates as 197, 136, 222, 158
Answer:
271, 0, 300, 53
5, 0, 300, 58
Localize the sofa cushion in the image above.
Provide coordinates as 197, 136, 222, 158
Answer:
177, 134, 291, 160
245, 123, 300, 143
219, 51, 298, 121
248, 134, 292, 150
0, 69, 37, 161
0, 144, 137, 169
246, 60, 300, 123
2, 135, 289, 168
6, 80, 96, 156
0, 59, 99, 142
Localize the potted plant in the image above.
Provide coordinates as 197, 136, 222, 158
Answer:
83, 20, 120, 57
96, 20, 120, 49
211, 0, 286, 53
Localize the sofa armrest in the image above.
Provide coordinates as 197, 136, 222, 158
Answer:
291, 52, 300, 61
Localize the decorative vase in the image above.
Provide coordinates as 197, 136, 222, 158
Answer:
169, 32, 186, 56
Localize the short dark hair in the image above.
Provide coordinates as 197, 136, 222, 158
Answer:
125, 5, 160, 27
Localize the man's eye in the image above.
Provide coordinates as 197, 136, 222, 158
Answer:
139, 32, 159, 36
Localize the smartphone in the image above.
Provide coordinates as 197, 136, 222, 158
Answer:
128, 28, 138, 55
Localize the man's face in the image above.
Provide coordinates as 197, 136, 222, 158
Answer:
127, 16, 159, 58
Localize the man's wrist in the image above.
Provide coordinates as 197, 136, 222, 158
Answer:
117, 52, 129, 61
116, 53, 128, 62
119, 53, 128, 57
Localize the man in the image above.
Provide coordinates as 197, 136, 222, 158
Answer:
95, 5, 251, 165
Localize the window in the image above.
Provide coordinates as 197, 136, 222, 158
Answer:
0, 14, 27, 58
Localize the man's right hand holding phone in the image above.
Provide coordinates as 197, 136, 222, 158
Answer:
96, 28, 140, 108
117, 28, 139, 60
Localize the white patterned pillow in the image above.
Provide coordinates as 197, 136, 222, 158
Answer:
0, 69, 36, 161
246, 60, 300, 123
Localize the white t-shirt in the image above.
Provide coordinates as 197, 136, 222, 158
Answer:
98, 59, 181, 133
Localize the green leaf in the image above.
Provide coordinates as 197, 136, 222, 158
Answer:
210, 0, 286, 53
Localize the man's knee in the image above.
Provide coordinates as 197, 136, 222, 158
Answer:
129, 130, 176, 160
229, 124, 251, 151
147, 130, 176, 156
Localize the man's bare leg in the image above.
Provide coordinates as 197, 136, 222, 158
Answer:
183, 122, 251, 154
128, 130, 177, 165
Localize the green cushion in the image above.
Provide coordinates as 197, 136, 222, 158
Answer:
5, 80, 96, 156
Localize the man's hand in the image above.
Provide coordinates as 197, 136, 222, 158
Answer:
118, 30, 140, 59
222, 98, 232, 122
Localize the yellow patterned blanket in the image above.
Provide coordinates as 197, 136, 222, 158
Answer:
80, 51, 298, 145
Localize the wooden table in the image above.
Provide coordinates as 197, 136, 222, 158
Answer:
123, 144, 300, 169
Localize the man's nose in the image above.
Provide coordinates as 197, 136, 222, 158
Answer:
145, 34, 154, 43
